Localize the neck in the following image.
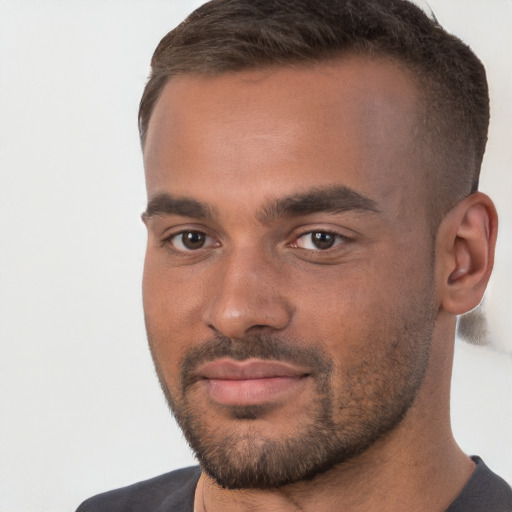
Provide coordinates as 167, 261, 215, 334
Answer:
194, 317, 474, 512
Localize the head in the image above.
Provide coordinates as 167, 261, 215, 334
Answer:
140, 0, 497, 491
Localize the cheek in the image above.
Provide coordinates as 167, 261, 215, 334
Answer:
296, 290, 389, 368
290, 255, 424, 361
143, 250, 205, 328
142, 254, 205, 381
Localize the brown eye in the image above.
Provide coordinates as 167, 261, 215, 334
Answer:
181, 231, 206, 250
167, 230, 218, 252
311, 232, 336, 249
294, 231, 346, 250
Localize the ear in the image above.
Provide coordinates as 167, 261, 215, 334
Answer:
436, 192, 498, 315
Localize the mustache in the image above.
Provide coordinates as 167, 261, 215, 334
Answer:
179, 334, 333, 392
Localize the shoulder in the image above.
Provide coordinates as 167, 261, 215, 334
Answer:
75, 466, 201, 512
447, 457, 512, 512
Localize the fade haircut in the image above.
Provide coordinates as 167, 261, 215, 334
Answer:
139, 0, 489, 227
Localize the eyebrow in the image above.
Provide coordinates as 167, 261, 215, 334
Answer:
142, 185, 379, 223
259, 186, 379, 222
142, 193, 213, 221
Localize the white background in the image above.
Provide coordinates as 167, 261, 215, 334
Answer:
0, 1, 510, 511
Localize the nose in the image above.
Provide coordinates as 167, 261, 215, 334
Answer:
201, 247, 293, 339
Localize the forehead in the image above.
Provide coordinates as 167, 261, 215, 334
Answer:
143, 56, 424, 215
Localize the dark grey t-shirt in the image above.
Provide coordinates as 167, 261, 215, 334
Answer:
76, 457, 512, 511
446, 457, 511, 512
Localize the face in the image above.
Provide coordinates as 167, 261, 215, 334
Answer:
142, 57, 438, 489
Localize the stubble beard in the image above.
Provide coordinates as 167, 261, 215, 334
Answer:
148, 291, 437, 491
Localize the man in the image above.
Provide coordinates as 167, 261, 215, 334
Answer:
77, 0, 512, 510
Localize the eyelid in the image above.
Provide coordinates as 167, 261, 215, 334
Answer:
288, 227, 354, 251
162, 228, 220, 254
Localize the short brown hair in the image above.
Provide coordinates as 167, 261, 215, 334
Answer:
139, 0, 489, 224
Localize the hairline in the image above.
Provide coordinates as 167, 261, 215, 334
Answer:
140, 48, 431, 149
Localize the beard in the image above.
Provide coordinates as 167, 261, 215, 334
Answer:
148, 288, 437, 491
169, 335, 339, 489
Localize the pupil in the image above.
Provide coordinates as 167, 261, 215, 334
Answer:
312, 232, 335, 249
183, 231, 205, 249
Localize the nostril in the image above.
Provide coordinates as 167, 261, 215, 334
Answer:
203, 302, 293, 340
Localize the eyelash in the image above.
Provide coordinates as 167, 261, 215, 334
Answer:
290, 230, 351, 251
162, 230, 218, 254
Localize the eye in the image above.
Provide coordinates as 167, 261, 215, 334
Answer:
293, 231, 347, 250
165, 230, 218, 252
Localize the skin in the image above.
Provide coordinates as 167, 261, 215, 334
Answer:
142, 56, 497, 511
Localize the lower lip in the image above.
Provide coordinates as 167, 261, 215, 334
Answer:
205, 376, 306, 406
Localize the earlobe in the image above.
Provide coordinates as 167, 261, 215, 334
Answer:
437, 192, 498, 315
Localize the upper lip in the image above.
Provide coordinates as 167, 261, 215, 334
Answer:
197, 358, 310, 380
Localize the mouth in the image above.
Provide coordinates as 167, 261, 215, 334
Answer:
196, 358, 311, 406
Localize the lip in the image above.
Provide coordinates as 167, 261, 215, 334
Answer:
197, 358, 310, 406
